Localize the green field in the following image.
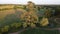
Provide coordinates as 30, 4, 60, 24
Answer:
20, 28, 59, 34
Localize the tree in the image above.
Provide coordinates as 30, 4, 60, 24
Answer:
44, 8, 52, 18
20, 1, 38, 28
40, 17, 49, 26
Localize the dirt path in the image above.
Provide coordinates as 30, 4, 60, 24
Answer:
9, 27, 60, 34
43, 28, 60, 30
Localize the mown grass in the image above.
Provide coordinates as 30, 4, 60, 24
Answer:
20, 28, 59, 34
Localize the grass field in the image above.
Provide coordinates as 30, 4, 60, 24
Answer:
20, 28, 59, 34
0, 4, 24, 20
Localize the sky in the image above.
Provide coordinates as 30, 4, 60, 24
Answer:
0, 0, 60, 5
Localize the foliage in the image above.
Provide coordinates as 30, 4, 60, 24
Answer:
40, 17, 49, 26
20, 2, 39, 28
1, 25, 9, 32
11, 22, 22, 28
44, 8, 51, 18
30, 23, 36, 28
3, 8, 12, 10
23, 23, 27, 28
